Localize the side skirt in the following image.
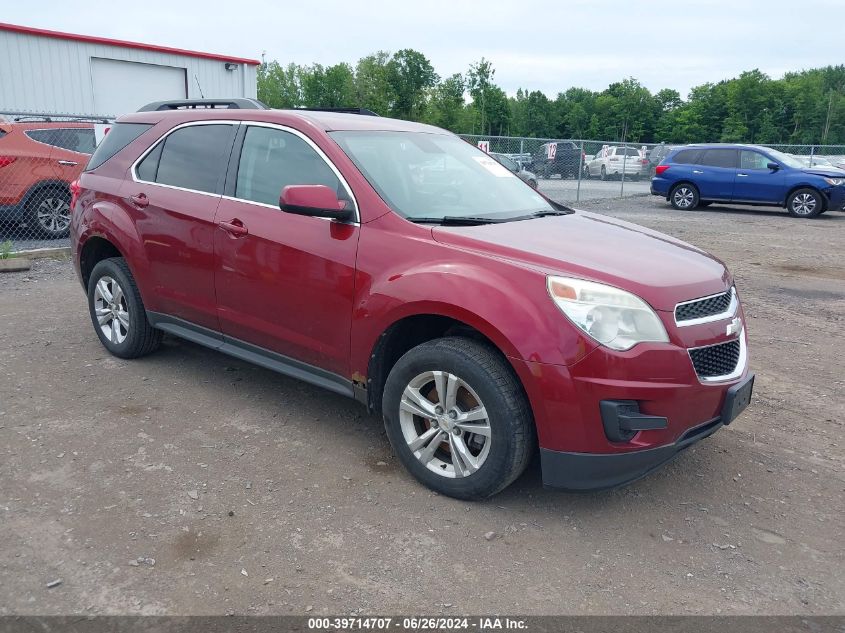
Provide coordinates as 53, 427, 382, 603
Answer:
146, 311, 357, 400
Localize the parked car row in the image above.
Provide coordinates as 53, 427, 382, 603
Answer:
651, 143, 845, 218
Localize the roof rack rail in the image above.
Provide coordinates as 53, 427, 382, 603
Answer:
137, 98, 271, 112
293, 107, 380, 117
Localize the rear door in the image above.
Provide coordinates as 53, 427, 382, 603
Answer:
130, 121, 237, 330
48, 127, 97, 183
733, 149, 785, 203
693, 148, 737, 200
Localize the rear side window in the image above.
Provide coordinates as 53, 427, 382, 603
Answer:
144, 124, 235, 194
700, 148, 737, 168
86, 123, 152, 171
235, 126, 346, 206
617, 147, 641, 157
672, 149, 701, 164
29, 128, 97, 154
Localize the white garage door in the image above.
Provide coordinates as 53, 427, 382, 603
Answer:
91, 58, 187, 117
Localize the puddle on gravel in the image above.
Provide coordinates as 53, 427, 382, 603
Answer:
775, 287, 845, 301
771, 263, 845, 281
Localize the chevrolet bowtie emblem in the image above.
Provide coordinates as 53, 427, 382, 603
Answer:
726, 317, 742, 337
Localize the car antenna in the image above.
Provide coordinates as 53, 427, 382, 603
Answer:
194, 74, 205, 99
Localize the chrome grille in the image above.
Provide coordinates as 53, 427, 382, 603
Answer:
675, 289, 733, 323
689, 339, 741, 378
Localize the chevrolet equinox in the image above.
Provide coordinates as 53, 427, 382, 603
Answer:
70, 100, 754, 499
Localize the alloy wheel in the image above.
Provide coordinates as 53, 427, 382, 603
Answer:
398, 370, 492, 478
791, 193, 817, 216
36, 196, 71, 235
673, 187, 695, 208
93, 276, 130, 344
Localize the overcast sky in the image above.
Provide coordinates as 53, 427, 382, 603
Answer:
6, 0, 841, 98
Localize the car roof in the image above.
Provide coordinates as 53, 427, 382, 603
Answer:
0, 120, 95, 129
118, 108, 451, 135
674, 143, 771, 151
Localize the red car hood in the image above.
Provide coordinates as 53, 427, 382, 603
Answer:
431, 211, 731, 311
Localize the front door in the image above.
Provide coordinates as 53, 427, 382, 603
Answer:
733, 150, 786, 204
213, 124, 360, 377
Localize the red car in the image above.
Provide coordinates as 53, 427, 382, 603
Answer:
0, 119, 97, 238
70, 100, 754, 499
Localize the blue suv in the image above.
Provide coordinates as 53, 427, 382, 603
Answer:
650, 144, 845, 218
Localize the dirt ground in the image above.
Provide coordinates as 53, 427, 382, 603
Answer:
1, 197, 843, 616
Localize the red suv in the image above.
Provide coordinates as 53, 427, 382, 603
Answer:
0, 118, 98, 238
70, 100, 754, 499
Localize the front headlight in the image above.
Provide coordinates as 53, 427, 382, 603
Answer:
547, 276, 669, 351
824, 177, 844, 186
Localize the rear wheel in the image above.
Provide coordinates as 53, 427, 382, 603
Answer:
87, 257, 163, 359
382, 337, 535, 500
670, 183, 699, 210
600, 166, 607, 181
787, 188, 823, 218
30, 188, 71, 239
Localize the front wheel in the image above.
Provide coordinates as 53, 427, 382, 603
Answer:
787, 188, 824, 218
382, 337, 535, 500
670, 183, 699, 210
88, 257, 163, 359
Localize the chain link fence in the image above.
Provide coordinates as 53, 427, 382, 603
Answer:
0, 111, 113, 253
3, 109, 845, 253
461, 134, 845, 206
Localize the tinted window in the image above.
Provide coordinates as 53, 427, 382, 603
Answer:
700, 149, 737, 168
616, 147, 641, 157
50, 128, 96, 154
740, 150, 771, 170
672, 149, 700, 164
235, 126, 345, 206
86, 123, 151, 171
155, 125, 234, 194
136, 142, 163, 182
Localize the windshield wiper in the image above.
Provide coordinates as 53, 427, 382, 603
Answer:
527, 209, 572, 218
408, 216, 510, 226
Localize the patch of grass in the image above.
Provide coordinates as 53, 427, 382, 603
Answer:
0, 240, 13, 260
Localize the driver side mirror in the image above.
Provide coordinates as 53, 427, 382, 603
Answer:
279, 185, 353, 221
767, 162, 780, 171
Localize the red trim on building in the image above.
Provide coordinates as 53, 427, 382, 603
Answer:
0, 22, 261, 65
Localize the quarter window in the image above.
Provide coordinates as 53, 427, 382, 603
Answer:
235, 126, 349, 207
700, 149, 738, 169
26, 128, 96, 154
141, 124, 234, 194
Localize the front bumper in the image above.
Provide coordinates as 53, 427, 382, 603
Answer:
541, 373, 754, 490
822, 185, 845, 210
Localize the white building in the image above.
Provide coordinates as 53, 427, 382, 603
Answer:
0, 22, 259, 118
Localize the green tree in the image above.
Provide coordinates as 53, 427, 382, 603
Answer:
355, 52, 394, 115
257, 61, 301, 108
386, 49, 438, 119
425, 73, 466, 131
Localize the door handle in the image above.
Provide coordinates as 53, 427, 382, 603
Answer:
129, 193, 149, 208
737, 173, 749, 177
57, 160, 78, 166
218, 219, 248, 237
692, 170, 703, 174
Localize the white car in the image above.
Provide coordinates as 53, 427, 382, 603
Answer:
586, 146, 644, 180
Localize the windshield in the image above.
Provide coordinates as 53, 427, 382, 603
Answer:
764, 148, 805, 169
330, 131, 554, 220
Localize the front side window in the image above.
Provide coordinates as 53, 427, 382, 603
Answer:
139, 124, 234, 194
700, 149, 738, 169
331, 131, 554, 221
740, 150, 772, 171
235, 126, 349, 207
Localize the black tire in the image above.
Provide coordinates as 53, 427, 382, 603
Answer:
600, 165, 607, 181
382, 337, 535, 500
87, 257, 162, 359
786, 188, 824, 218
29, 187, 71, 239
669, 183, 700, 210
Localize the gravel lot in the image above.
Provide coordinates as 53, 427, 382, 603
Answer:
1, 198, 843, 616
